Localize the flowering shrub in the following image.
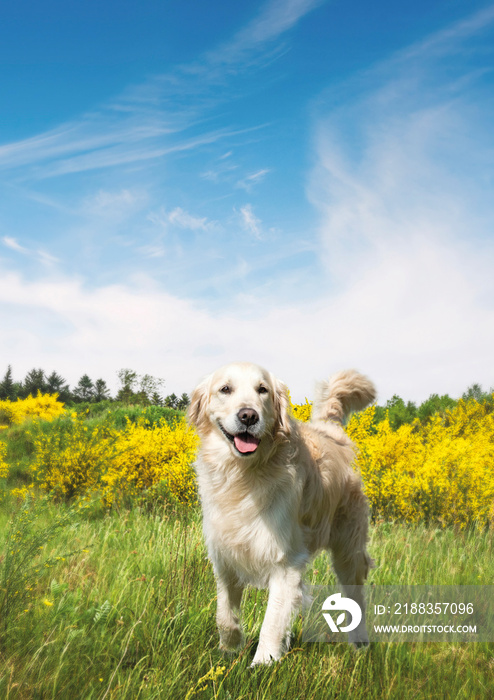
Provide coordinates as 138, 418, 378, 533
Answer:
0, 393, 65, 427
289, 394, 312, 422
28, 414, 198, 506
346, 399, 494, 528
102, 418, 199, 505
0, 441, 8, 479
29, 414, 118, 500
8, 390, 493, 526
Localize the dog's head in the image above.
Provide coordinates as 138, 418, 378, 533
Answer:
188, 362, 291, 458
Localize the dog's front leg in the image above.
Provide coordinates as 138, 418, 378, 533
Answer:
251, 566, 303, 666
215, 570, 245, 652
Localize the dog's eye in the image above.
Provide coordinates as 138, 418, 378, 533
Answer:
220, 385, 231, 394
258, 386, 268, 395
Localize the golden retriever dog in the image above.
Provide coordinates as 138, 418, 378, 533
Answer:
188, 362, 376, 666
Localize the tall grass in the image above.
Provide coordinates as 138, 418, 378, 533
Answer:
0, 403, 492, 699
0, 499, 492, 699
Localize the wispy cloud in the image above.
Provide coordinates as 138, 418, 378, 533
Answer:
311, 5, 494, 279
2, 236, 60, 266
3, 236, 28, 254
399, 3, 494, 62
168, 207, 219, 232
239, 204, 263, 238
0, 0, 324, 184
236, 168, 271, 191
0, 116, 171, 173
81, 189, 149, 221
2, 1, 493, 405
137, 244, 167, 259
307, 5, 494, 394
206, 0, 326, 66
200, 154, 239, 183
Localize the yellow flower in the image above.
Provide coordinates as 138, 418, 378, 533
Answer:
28, 412, 199, 507
346, 397, 494, 527
0, 391, 65, 426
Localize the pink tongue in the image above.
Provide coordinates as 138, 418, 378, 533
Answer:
234, 433, 260, 453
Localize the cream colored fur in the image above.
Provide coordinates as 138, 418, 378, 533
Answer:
188, 362, 376, 666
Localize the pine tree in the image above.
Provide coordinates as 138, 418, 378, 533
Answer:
94, 379, 111, 402
151, 392, 163, 406
21, 368, 46, 398
72, 375, 95, 403
176, 393, 190, 410
45, 371, 71, 402
0, 365, 17, 400
164, 393, 178, 409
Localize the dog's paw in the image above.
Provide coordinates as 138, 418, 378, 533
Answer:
219, 626, 244, 652
250, 644, 279, 667
250, 655, 274, 668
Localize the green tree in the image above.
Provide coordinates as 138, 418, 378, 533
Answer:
176, 393, 190, 411
151, 392, 163, 406
45, 371, 71, 403
116, 369, 165, 405
417, 393, 456, 423
385, 395, 417, 430
462, 383, 487, 402
0, 365, 17, 401
139, 373, 165, 404
164, 393, 178, 409
116, 369, 139, 404
72, 375, 95, 403
94, 379, 111, 402
21, 368, 47, 398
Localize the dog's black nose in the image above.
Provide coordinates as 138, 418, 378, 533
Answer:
237, 407, 259, 427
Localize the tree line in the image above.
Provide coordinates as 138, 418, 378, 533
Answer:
0, 365, 190, 410
374, 383, 494, 430
1, 364, 491, 422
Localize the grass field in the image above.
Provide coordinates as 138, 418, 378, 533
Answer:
0, 400, 493, 699
0, 495, 493, 700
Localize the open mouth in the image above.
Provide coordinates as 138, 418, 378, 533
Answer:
218, 422, 261, 455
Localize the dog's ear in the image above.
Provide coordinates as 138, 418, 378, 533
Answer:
272, 376, 292, 439
187, 378, 210, 433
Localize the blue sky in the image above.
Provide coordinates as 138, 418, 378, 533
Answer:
1, 0, 494, 402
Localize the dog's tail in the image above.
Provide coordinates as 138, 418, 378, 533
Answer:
311, 370, 376, 425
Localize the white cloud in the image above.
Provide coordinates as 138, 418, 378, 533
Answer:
3, 236, 28, 254
168, 207, 218, 232
82, 189, 148, 221
1, 261, 492, 404
2, 236, 59, 266
36, 250, 61, 266
239, 204, 262, 238
0, 0, 323, 185
207, 0, 326, 65
1, 3, 493, 406
305, 4, 494, 401
138, 244, 166, 259
236, 168, 270, 191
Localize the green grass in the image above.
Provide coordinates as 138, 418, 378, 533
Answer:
1, 414, 492, 699
0, 496, 492, 700
68, 401, 184, 429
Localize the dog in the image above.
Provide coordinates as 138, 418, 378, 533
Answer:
188, 361, 376, 665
